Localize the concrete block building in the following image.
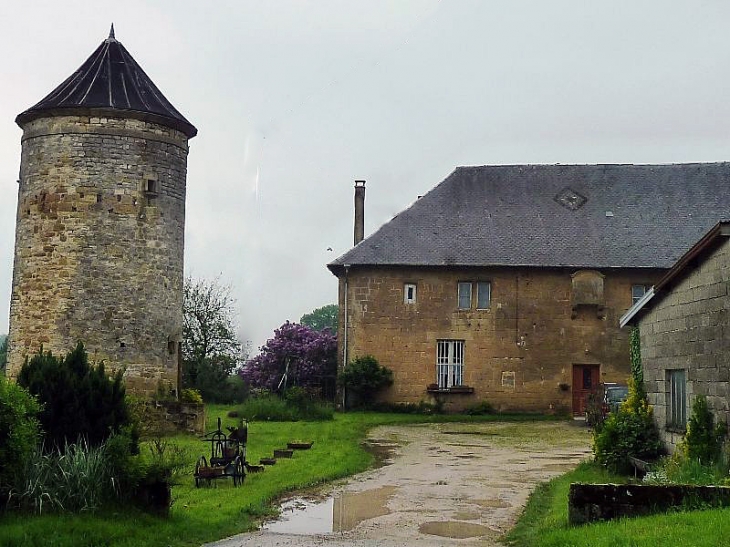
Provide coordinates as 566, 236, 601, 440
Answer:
329, 164, 730, 413
621, 221, 730, 451
6, 27, 197, 396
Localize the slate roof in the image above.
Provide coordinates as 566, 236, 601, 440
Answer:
16, 26, 197, 138
328, 163, 730, 273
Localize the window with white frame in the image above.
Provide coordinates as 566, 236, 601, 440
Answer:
477, 281, 491, 309
458, 282, 472, 309
667, 369, 687, 429
404, 283, 417, 304
436, 340, 464, 389
632, 284, 650, 305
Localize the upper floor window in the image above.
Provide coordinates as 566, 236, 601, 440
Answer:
632, 284, 650, 305
458, 282, 472, 309
458, 281, 491, 309
404, 283, 417, 304
476, 282, 491, 309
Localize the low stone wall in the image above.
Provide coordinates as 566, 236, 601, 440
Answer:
148, 401, 205, 435
569, 483, 730, 525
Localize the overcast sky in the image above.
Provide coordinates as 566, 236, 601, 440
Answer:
2, 1, 730, 352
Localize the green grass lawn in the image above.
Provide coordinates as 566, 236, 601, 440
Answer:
0, 407, 557, 547
504, 461, 730, 547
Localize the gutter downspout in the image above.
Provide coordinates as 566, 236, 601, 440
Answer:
342, 264, 350, 409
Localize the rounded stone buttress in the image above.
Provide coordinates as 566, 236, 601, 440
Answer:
8, 115, 189, 396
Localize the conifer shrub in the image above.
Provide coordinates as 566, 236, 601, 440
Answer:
593, 377, 664, 474
681, 395, 727, 465
17, 342, 133, 450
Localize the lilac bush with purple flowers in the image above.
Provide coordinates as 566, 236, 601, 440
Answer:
240, 322, 337, 392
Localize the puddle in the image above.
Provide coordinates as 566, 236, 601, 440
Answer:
419, 521, 495, 539
363, 438, 399, 467
474, 498, 512, 509
263, 486, 398, 535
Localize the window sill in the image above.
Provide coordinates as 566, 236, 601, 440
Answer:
665, 425, 686, 434
426, 386, 475, 395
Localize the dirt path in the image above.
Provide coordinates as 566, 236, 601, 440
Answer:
205, 421, 591, 547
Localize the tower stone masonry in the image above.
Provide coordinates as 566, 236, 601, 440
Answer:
7, 27, 197, 396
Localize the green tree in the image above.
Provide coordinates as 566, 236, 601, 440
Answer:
0, 335, 7, 373
183, 277, 247, 403
299, 304, 338, 332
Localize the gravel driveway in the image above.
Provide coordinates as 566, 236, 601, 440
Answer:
205, 421, 591, 547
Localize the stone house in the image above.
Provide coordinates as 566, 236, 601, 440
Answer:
620, 221, 730, 451
328, 164, 730, 413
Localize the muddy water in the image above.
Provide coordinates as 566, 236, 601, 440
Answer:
419, 521, 496, 539
264, 486, 398, 534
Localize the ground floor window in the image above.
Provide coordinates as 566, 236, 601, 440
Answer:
667, 369, 687, 429
436, 340, 464, 388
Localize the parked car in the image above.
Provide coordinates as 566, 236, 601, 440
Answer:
603, 383, 629, 414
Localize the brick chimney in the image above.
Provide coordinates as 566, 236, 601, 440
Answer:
354, 180, 365, 245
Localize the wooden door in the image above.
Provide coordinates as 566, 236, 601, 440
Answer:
572, 364, 600, 416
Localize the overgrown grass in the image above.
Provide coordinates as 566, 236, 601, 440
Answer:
0, 407, 561, 547
505, 461, 730, 547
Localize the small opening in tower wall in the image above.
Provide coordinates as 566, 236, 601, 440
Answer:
145, 179, 158, 194
96, 193, 102, 203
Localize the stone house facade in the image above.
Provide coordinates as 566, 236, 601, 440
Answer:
6, 28, 196, 396
329, 164, 730, 413
621, 221, 730, 451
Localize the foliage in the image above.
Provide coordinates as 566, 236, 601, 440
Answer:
11, 439, 112, 514
241, 322, 337, 393
368, 401, 442, 414
236, 388, 334, 421
463, 400, 495, 415
180, 388, 204, 405
299, 304, 338, 332
584, 388, 606, 431
17, 343, 132, 450
630, 327, 644, 387
644, 453, 730, 486
183, 276, 246, 403
0, 334, 7, 372
338, 355, 393, 408
0, 376, 41, 491
681, 394, 727, 465
593, 377, 664, 474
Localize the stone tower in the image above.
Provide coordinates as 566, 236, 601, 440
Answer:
7, 27, 197, 396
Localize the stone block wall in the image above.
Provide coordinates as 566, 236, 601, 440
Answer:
338, 266, 663, 412
638, 238, 730, 451
7, 115, 189, 396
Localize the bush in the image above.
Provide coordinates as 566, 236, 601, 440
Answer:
236, 389, 333, 421
682, 395, 727, 465
11, 439, 113, 514
180, 388, 204, 405
368, 401, 442, 414
0, 377, 41, 492
593, 378, 663, 474
338, 355, 394, 409
17, 342, 133, 450
463, 400, 494, 415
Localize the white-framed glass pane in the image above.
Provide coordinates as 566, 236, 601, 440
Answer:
458, 282, 472, 309
404, 283, 416, 304
477, 282, 491, 309
632, 284, 647, 305
436, 340, 464, 388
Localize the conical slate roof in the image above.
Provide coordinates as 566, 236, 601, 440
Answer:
16, 26, 197, 138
